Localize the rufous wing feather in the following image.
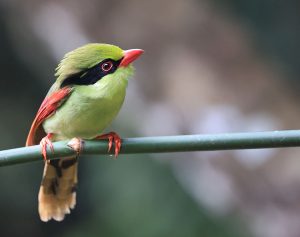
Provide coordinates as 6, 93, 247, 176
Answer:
26, 87, 73, 146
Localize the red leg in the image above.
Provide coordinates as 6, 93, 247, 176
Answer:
95, 132, 122, 157
40, 133, 54, 161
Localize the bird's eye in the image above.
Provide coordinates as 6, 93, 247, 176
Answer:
101, 61, 113, 72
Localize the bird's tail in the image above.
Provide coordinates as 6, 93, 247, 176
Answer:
38, 157, 78, 222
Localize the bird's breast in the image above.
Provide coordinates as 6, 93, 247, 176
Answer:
43, 79, 127, 140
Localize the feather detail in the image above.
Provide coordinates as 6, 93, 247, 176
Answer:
26, 87, 73, 146
38, 157, 78, 222
26, 86, 75, 222
55, 44, 123, 83
25, 43, 142, 222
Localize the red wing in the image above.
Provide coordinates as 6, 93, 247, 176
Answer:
26, 87, 73, 146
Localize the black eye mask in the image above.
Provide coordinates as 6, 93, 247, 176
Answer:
60, 58, 122, 88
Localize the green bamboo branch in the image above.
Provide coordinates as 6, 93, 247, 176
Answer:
1, 130, 300, 167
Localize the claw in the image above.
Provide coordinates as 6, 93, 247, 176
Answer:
96, 132, 122, 157
67, 137, 83, 156
40, 133, 54, 161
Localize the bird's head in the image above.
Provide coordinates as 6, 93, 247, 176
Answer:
55, 44, 143, 88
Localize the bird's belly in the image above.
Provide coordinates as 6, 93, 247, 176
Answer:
43, 94, 125, 140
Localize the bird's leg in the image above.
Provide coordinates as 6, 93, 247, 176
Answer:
95, 132, 122, 157
67, 137, 83, 157
40, 133, 54, 161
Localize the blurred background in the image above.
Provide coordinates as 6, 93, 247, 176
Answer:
0, 0, 300, 236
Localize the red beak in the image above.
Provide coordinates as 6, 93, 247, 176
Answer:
120, 49, 144, 67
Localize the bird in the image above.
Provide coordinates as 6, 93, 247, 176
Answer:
26, 43, 144, 222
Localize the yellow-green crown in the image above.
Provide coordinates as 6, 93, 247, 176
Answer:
55, 43, 124, 81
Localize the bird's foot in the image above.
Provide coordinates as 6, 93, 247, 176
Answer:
96, 132, 121, 157
40, 133, 54, 161
67, 137, 83, 157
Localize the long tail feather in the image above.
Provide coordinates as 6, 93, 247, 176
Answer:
38, 157, 78, 222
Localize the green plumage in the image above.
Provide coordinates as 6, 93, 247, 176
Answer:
43, 44, 134, 141
34, 44, 143, 221
56, 44, 124, 82
33, 44, 143, 221
35, 43, 142, 222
